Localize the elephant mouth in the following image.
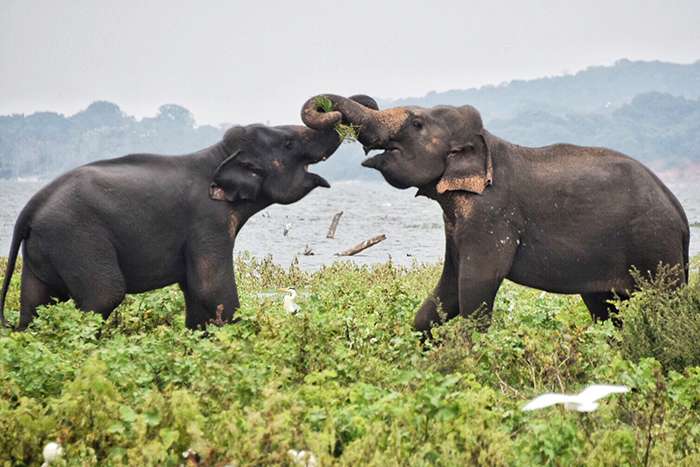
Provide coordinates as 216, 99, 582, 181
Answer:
303, 162, 330, 188
306, 151, 331, 164
209, 183, 227, 201
363, 143, 401, 156
303, 150, 332, 187
361, 144, 400, 170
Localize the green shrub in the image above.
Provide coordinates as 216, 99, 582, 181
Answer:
618, 265, 700, 372
0, 255, 698, 465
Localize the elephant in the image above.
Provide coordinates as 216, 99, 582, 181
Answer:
0, 98, 373, 331
301, 94, 690, 333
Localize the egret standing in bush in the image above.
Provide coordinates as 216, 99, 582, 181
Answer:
41, 441, 63, 466
281, 287, 300, 314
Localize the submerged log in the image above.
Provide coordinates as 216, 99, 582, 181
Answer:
326, 211, 344, 239
336, 234, 386, 256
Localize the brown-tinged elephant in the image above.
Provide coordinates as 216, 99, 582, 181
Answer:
301, 94, 690, 333
0, 96, 374, 331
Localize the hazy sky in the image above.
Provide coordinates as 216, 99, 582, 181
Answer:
2, 0, 699, 126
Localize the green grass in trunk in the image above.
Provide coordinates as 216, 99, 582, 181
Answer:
314, 96, 361, 143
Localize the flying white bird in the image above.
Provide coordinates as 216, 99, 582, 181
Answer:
523, 384, 629, 412
281, 287, 300, 314
287, 449, 318, 467
41, 442, 64, 467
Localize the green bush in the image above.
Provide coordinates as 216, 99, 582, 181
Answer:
0, 254, 699, 465
618, 265, 700, 372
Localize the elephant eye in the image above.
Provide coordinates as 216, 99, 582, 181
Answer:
412, 120, 423, 130
284, 140, 294, 150
239, 161, 263, 175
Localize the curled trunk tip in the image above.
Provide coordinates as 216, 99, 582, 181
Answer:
301, 95, 343, 130
300, 93, 385, 146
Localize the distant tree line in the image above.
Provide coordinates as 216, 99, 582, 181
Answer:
0, 101, 225, 179
489, 92, 700, 169
318, 92, 700, 180
1, 59, 699, 180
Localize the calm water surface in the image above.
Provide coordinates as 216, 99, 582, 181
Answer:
1, 178, 698, 269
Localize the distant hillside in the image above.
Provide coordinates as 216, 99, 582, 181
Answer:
0, 101, 223, 179
1, 59, 699, 180
381, 59, 700, 122
317, 91, 700, 180
490, 92, 700, 169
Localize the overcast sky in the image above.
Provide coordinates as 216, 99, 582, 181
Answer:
2, 0, 699, 126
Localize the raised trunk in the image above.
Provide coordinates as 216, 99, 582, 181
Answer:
306, 126, 343, 161
300, 94, 398, 148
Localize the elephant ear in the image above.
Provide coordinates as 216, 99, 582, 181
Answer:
436, 132, 493, 195
209, 151, 264, 202
348, 94, 379, 110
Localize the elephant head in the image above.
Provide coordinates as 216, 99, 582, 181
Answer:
300, 95, 493, 195
209, 123, 340, 205
211, 95, 377, 205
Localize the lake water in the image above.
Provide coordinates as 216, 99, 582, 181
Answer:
0, 178, 698, 269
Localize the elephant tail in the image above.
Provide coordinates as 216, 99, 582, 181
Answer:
683, 228, 689, 285
0, 205, 31, 328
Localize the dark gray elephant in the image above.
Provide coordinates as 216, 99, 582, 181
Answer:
301, 94, 690, 332
0, 98, 373, 330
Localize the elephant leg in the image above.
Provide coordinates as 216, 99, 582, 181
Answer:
180, 280, 228, 330
73, 279, 126, 320
456, 243, 516, 330
56, 243, 126, 320
17, 265, 57, 330
581, 292, 624, 327
183, 252, 238, 330
414, 237, 459, 333
457, 273, 504, 331
182, 288, 208, 330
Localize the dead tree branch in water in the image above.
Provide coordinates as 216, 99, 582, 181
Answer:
326, 211, 344, 239
336, 234, 386, 256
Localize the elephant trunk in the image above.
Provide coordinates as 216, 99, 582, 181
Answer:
303, 125, 343, 162
301, 94, 401, 148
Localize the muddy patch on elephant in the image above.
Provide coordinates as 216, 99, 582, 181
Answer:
436, 175, 489, 195
441, 193, 475, 221
375, 108, 409, 135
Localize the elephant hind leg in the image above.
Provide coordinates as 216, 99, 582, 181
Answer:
18, 266, 66, 330
581, 292, 624, 327
57, 244, 126, 320
70, 271, 126, 321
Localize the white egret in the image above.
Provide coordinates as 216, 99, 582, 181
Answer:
283, 223, 292, 236
281, 287, 300, 314
523, 384, 629, 412
41, 442, 64, 467
287, 449, 318, 467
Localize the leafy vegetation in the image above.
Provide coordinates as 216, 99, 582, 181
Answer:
1, 255, 699, 465
618, 264, 700, 372
313, 96, 360, 143
489, 92, 700, 170
0, 102, 223, 179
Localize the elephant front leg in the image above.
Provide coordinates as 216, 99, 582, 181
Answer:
456, 273, 502, 331
456, 243, 516, 330
414, 238, 460, 334
183, 252, 239, 330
